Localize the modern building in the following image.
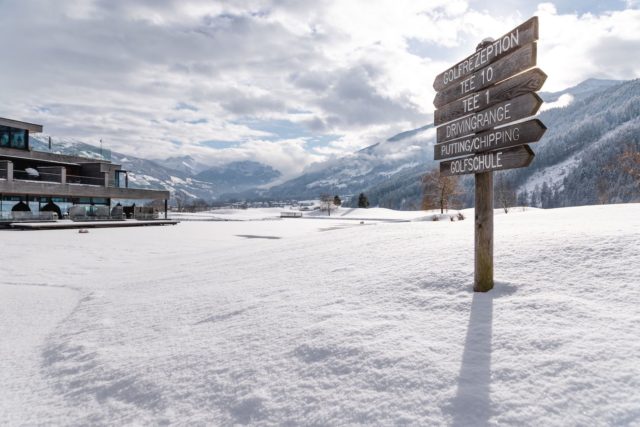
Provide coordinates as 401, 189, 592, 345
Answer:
0, 117, 170, 221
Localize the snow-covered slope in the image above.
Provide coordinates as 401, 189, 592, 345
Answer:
507, 78, 640, 206
196, 161, 281, 194
163, 155, 208, 176
249, 125, 437, 201
1, 203, 639, 424
358, 78, 639, 209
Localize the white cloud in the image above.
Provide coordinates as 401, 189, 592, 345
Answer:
535, 5, 640, 91
0, 1, 638, 176
539, 93, 574, 111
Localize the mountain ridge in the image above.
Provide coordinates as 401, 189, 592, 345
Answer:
27, 77, 637, 208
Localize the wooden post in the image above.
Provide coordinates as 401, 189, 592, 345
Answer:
432, 19, 544, 292
164, 199, 168, 219
474, 171, 493, 292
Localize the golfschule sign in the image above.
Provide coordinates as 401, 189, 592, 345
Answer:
431, 16, 546, 292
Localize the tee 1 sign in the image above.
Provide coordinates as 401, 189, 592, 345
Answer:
431, 16, 546, 292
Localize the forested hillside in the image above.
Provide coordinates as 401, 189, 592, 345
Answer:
360, 78, 640, 210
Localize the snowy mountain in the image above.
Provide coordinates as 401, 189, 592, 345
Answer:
28, 78, 638, 208
28, 136, 281, 202
241, 124, 437, 202
502, 78, 640, 207
539, 78, 622, 102
28, 135, 220, 201
335, 78, 638, 209
196, 161, 281, 194
163, 155, 208, 176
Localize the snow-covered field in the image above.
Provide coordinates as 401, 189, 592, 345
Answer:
170, 206, 458, 222
1, 204, 639, 425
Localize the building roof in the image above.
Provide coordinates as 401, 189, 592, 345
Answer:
0, 147, 84, 166
0, 117, 43, 133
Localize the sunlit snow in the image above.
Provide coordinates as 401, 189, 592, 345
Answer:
1, 204, 639, 425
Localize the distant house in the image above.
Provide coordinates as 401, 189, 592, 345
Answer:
0, 117, 170, 222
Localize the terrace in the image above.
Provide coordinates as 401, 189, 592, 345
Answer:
0, 117, 170, 224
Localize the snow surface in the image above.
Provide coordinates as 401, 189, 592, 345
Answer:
1, 204, 639, 425
171, 207, 455, 223
170, 208, 284, 221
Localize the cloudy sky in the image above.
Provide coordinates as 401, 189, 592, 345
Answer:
1, 0, 639, 176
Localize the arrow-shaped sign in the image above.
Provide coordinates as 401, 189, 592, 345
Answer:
440, 144, 535, 177
434, 119, 546, 160
436, 92, 543, 144
434, 43, 537, 109
434, 68, 547, 126
433, 17, 538, 92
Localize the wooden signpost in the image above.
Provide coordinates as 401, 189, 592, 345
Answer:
432, 17, 546, 292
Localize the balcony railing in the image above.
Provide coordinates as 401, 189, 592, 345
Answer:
9, 169, 106, 186
66, 174, 105, 186
0, 211, 58, 222
31, 141, 112, 162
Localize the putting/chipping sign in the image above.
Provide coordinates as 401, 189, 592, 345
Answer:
431, 17, 546, 292
434, 119, 546, 161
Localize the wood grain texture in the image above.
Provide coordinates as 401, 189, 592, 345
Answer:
474, 171, 494, 292
433, 43, 537, 109
436, 92, 543, 143
433, 17, 538, 91
434, 68, 547, 126
440, 144, 535, 177
434, 119, 546, 160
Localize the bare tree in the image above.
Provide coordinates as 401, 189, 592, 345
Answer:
495, 175, 517, 213
173, 192, 188, 212
619, 146, 640, 184
517, 188, 529, 211
422, 169, 461, 214
319, 193, 333, 216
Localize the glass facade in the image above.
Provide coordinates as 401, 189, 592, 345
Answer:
115, 170, 128, 188
0, 126, 28, 150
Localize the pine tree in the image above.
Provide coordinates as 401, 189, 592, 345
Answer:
358, 193, 370, 208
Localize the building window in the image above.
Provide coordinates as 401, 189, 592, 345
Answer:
0, 128, 9, 147
115, 170, 128, 188
12, 130, 26, 149
0, 126, 28, 150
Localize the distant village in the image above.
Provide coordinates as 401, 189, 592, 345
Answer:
172, 195, 356, 212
